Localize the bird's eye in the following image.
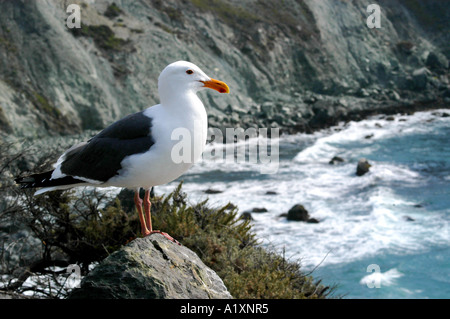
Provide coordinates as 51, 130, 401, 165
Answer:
186, 69, 194, 75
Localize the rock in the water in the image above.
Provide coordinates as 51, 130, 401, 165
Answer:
68, 234, 232, 299
252, 207, 268, 213
265, 191, 278, 195
356, 158, 371, 176
432, 111, 450, 118
329, 156, 344, 165
306, 218, 320, 224
287, 204, 310, 221
240, 212, 253, 221
204, 188, 223, 194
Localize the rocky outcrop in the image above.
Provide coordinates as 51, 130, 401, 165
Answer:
252, 207, 268, 213
68, 234, 232, 299
0, 0, 449, 140
287, 204, 309, 221
286, 204, 319, 223
356, 158, 371, 176
329, 156, 344, 165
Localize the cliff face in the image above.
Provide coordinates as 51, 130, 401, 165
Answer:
0, 0, 448, 138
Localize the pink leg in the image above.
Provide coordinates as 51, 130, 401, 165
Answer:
140, 189, 181, 245
134, 189, 149, 236
143, 189, 153, 232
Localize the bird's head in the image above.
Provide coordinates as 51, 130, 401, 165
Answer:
158, 61, 230, 101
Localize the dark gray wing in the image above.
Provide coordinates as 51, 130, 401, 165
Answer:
60, 111, 154, 182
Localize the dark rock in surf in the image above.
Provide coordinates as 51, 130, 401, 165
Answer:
287, 204, 310, 222
240, 212, 253, 221
329, 156, 344, 165
356, 158, 371, 176
252, 207, 268, 213
204, 188, 223, 194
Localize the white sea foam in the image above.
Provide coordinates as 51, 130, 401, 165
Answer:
360, 267, 404, 287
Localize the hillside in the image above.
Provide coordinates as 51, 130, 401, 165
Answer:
0, 0, 448, 139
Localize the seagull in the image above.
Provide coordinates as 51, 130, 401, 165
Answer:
15, 61, 230, 244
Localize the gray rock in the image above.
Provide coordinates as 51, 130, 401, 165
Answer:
204, 188, 223, 194
68, 235, 232, 299
261, 102, 275, 118
329, 156, 344, 165
273, 114, 285, 125
287, 204, 310, 221
412, 68, 431, 90
388, 90, 401, 101
306, 218, 320, 224
356, 158, 371, 176
357, 88, 370, 97
425, 52, 449, 70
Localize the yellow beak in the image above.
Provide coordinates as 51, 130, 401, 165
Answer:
200, 78, 230, 93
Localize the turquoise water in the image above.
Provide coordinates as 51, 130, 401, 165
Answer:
157, 109, 450, 299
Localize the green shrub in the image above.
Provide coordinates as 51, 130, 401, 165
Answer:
104, 3, 123, 19
140, 183, 333, 298
70, 24, 128, 51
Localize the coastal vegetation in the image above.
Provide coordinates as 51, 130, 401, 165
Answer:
0, 142, 332, 298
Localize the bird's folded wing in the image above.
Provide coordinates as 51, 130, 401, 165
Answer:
60, 111, 155, 182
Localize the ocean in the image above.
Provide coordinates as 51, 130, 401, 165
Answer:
156, 109, 450, 299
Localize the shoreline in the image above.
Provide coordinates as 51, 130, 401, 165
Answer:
2, 98, 448, 174
285, 98, 449, 135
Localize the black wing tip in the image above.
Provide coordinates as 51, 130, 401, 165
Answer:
16, 171, 86, 190
15, 175, 38, 189
15, 176, 32, 183
14, 171, 53, 189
